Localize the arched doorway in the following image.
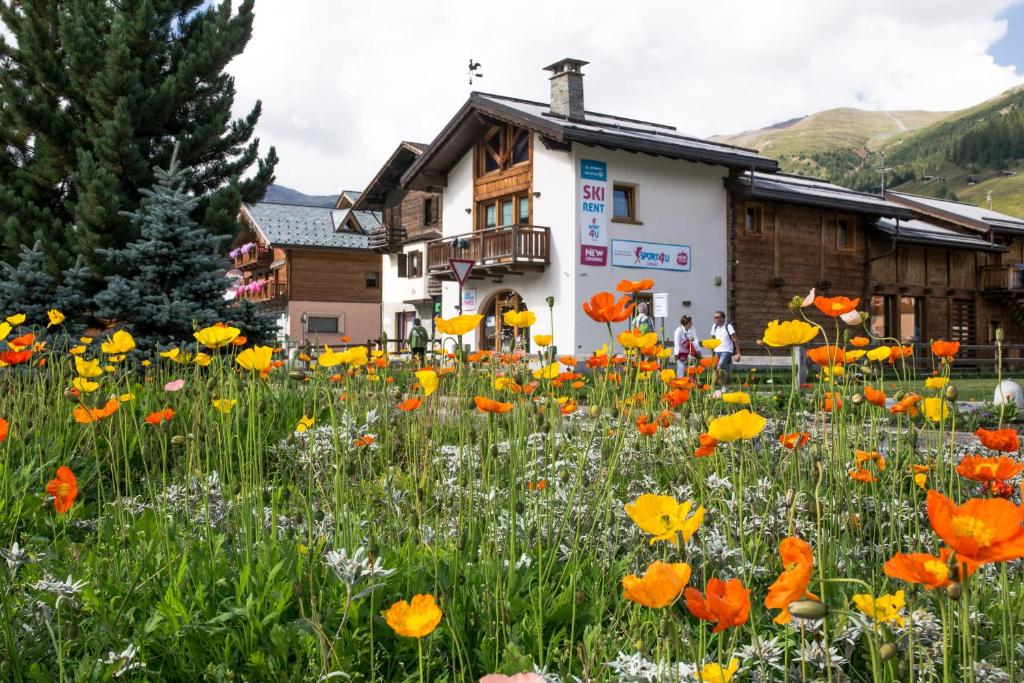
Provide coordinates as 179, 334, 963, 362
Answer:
479, 289, 531, 352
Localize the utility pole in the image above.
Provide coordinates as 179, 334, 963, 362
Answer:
873, 152, 894, 196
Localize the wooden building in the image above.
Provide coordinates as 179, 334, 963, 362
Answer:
726, 172, 1009, 350
234, 199, 383, 344
351, 141, 444, 343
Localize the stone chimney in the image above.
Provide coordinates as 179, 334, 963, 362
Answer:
543, 58, 588, 121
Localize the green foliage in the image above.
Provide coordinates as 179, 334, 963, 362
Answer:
0, 0, 277, 287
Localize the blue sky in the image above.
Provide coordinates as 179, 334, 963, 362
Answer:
991, 4, 1024, 69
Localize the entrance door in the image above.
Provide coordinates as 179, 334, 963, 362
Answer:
479, 290, 530, 352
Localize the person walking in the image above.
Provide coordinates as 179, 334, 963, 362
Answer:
673, 315, 701, 375
634, 302, 654, 335
408, 317, 429, 366
710, 310, 741, 387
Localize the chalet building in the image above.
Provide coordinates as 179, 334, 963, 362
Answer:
401, 58, 778, 354
726, 173, 1011, 350
233, 197, 383, 344
353, 141, 444, 344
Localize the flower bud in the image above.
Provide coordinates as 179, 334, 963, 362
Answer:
879, 643, 898, 661
946, 582, 962, 600
63, 387, 81, 403
288, 370, 309, 382
170, 435, 186, 447
545, 296, 555, 308
860, 365, 873, 376
589, 404, 601, 418
851, 392, 865, 405
788, 599, 829, 620
944, 385, 958, 402
893, 390, 906, 401
788, 295, 804, 310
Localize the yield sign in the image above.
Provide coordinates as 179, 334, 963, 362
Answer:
449, 258, 475, 286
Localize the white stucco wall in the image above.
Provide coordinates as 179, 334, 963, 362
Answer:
381, 241, 434, 340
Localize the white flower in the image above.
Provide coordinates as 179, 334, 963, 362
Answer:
324, 547, 395, 599
100, 644, 145, 678
33, 574, 87, 599
0, 541, 30, 571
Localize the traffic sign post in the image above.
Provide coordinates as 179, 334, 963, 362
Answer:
449, 258, 475, 313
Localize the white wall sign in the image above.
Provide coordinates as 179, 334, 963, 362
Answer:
611, 239, 692, 272
461, 288, 477, 313
652, 292, 669, 318
578, 159, 608, 266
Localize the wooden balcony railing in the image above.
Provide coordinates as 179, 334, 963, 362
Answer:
980, 264, 1024, 291
426, 224, 550, 278
368, 224, 408, 253
232, 244, 272, 270
237, 279, 287, 303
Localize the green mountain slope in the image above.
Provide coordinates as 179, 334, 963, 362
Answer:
713, 85, 1024, 218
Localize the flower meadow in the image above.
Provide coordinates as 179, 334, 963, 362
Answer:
1, 284, 1024, 682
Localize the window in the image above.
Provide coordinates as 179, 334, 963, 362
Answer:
477, 124, 530, 176
397, 253, 408, 278
408, 250, 423, 278
365, 271, 380, 288
477, 192, 531, 230
422, 197, 435, 225
307, 316, 339, 334
837, 216, 855, 251
990, 320, 1003, 342
612, 184, 638, 223
899, 296, 923, 342
951, 299, 974, 346
395, 311, 416, 341
869, 295, 893, 337
744, 204, 763, 235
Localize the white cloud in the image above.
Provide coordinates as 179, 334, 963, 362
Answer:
228, 0, 1024, 193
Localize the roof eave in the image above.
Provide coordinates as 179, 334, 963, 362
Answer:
728, 180, 913, 218
566, 128, 778, 172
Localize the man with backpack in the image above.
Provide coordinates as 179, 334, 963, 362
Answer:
634, 302, 654, 335
408, 318, 429, 366
710, 311, 741, 387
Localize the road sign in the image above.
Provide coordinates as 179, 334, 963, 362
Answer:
449, 258, 475, 286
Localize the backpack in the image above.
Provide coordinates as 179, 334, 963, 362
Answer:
636, 313, 654, 335
408, 325, 428, 349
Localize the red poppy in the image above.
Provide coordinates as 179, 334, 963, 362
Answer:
931, 340, 960, 359
0, 417, 8, 443
8, 332, 35, 349
685, 577, 751, 632
0, 350, 33, 365
46, 466, 78, 513
144, 408, 175, 425
779, 432, 810, 449
397, 398, 422, 412
353, 435, 375, 447
582, 292, 635, 324
975, 428, 1019, 452
813, 296, 859, 317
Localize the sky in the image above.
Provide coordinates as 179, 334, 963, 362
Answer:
227, 0, 1024, 195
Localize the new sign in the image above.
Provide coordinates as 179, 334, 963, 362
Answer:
578, 159, 608, 266
611, 239, 691, 272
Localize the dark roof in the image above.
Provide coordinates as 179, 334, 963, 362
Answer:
241, 202, 377, 250
886, 191, 1024, 235
727, 171, 913, 218
874, 217, 1005, 252
353, 141, 427, 210
403, 92, 777, 189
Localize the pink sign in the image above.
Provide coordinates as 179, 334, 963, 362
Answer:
580, 245, 608, 266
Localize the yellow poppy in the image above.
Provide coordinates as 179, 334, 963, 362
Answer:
925, 376, 949, 389
707, 410, 766, 442
618, 329, 658, 350
74, 356, 104, 378
721, 391, 750, 404
532, 362, 560, 380
119, 393, 135, 402
101, 330, 136, 354
696, 659, 740, 683
845, 349, 866, 362
72, 377, 100, 393
382, 594, 443, 638
502, 310, 537, 328
194, 325, 241, 349
415, 369, 438, 397
922, 397, 950, 422
213, 399, 237, 414
660, 369, 676, 384
0, 322, 9, 341
533, 334, 553, 347
761, 319, 819, 347
47, 309, 65, 327
6, 313, 25, 326
701, 338, 721, 350
866, 346, 892, 362
236, 345, 273, 372
852, 590, 905, 627
340, 346, 369, 367
434, 314, 483, 336
625, 493, 704, 544
295, 415, 315, 432
193, 353, 212, 366
79, 336, 94, 345
317, 346, 344, 367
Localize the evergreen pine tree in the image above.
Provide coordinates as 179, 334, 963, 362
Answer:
52, 256, 94, 336
227, 299, 279, 347
0, 0, 277, 284
94, 151, 230, 350
0, 241, 56, 325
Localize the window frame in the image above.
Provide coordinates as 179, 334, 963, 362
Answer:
422, 197, 435, 226
744, 202, 764, 235
408, 250, 423, 278
306, 315, 339, 334
476, 124, 531, 177
611, 182, 641, 225
397, 253, 408, 278
365, 270, 380, 289
836, 214, 856, 252
476, 192, 532, 231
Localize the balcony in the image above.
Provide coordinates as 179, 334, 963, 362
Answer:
231, 243, 272, 270
426, 225, 550, 279
368, 224, 408, 254
981, 264, 1024, 291
237, 279, 287, 304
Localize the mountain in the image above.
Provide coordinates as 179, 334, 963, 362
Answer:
262, 184, 338, 208
713, 85, 1024, 217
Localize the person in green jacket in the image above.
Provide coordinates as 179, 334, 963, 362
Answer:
408, 318, 428, 366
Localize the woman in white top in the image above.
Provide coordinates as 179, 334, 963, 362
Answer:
673, 315, 701, 375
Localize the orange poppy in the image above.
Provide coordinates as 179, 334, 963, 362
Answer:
850, 336, 870, 348
694, 433, 718, 457
931, 340, 960, 359
340, 335, 351, 343
637, 360, 660, 373
8, 332, 35, 350
822, 392, 842, 412
144, 408, 174, 425
559, 355, 578, 366
684, 577, 751, 632
636, 415, 658, 436
0, 417, 7, 443
527, 479, 547, 491
73, 398, 121, 423
849, 467, 877, 483
863, 386, 887, 407
622, 560, 691, 608
353, 435, 375, 447
806, 345, 844, 366
586, 353, 609, 369
664, 388, 690, 408
956, 455, 1024, 483
779, 432, 810, 449
764, 537, 817, 624
0, 349, 32, 365
616, 278, 654, 293
888, 345, 914, 361
45, 466, 78, 513
927, 489, 1024, 564
975, 427, 1019, 453
474, 396, 514, 414
698, 357, 715, 369
397, 398, 422, 412
686, 366, 701, 376
560, 400, 578, 415
890, 393, 922, 417
657, 410, 674, 428
231, 335, 248, 346
582, 292, 635, 324
884, 548, 978, 590
813, 295, 859, 317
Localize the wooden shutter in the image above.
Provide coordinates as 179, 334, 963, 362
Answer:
397, 253, 408, 278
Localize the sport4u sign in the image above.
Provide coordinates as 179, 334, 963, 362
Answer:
611, 239, 691, 272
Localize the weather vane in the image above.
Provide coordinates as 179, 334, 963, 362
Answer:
467, 58, 483, 86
